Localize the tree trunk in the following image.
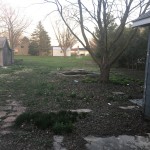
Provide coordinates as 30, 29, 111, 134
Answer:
64, 50, 67, 57
100, 65, 110, 83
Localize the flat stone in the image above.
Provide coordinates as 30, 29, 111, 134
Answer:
13, 106, 26, 112
0, 106, 12, 111
8, 101, 19, 106
54, 135, 64, 143
6, 100, 12, 103
0, 130, 12, 135
53, 136, 67, 150
70, 109, 92, 113
84, 135, 150, 150
119, 106, 138, 110
1, 123, 13, 128
8, 111, 22, 116
3, 116, 16, 123
129, 99, 143, 107
112, 92, 125, 95
0, 111, 7, 118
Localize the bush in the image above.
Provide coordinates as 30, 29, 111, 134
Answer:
15, 110, 86, 134
69, 92, 77, 98
15, 112, 31, 126
82, 77, 98, 83
52, 122, 73, 134
110, 75, 144, 86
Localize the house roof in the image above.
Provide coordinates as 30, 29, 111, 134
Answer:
134, 11, 150, 21
132, 11, 150, 27
0, 37, 7, 48
0, 37, 12, 51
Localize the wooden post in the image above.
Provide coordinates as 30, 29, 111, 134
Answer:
143, 29, 150, 119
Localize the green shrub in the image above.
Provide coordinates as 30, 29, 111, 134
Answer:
15, 112, 31, 126
52, 122, 73, 134
15, 110, 86, 134
110, 75, 144, 86
69, 92, 77, 98
31, 112, 53, 129
82, 77, 98, 83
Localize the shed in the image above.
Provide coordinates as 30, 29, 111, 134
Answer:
0, 37, 14, 66
132, 11, 150, 119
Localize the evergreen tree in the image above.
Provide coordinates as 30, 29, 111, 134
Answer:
28, 41, 39, 56
29, 21, 51, 55
117, 27, 148, 70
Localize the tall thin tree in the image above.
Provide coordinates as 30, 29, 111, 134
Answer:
0, 5, 30, 49
44, 0, 150, 82
52, 21, 77, 56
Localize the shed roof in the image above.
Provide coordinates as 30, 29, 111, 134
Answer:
0, 37, 7, 49
132, 11, 150, 27
134, 11, 150, 21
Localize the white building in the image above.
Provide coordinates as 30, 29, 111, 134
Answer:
51, 46, 71, 56
71, 47, 89, 56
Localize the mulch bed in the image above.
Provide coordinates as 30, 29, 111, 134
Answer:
0, 72, 150, 150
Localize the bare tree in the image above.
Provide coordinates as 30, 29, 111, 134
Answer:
44, 0, 150, 82
0, 5, 30, 49
52, 20, 77, 56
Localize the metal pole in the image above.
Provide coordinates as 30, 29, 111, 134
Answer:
143, 28, 150, 119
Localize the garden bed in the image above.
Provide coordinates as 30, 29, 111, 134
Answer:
0, 57, 149, 150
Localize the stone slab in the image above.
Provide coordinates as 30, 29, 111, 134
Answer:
6, 100, 12, 103
3, 116, 16, 123
0, 106, 12, 111
0, 130, 12, 135
129, 99, 143, 107
70, 109, 92, 113
1, 123, 13, 128
8, 101, 19, 106
0, 111, 7, 118
13, 106, 26, 112
8, 111, 22, 116
119, 106, 138, 110
84, 135, 150, 150
112, 92, 125, 95
53, 136, 67, 150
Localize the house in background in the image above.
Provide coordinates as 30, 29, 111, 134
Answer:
71, 47, 89, 56
0, 37, 14, 66
51, 46, 71, 56
14, 37, 29, 55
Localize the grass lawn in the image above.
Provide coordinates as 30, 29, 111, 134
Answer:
15, 55, 99, 71
0, 55, 149, 150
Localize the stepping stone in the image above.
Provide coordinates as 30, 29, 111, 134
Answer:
1, 123, 13, 128
119, 106, 138, 110
70, 109, 92, 113
112, 92, 125, 95
0, 111, 7, 118
6, 100, 12, 103
53, 135, 67, 150
0, 106, 12, 111
0, 130, 12, 135
13, 106, 26, 112
84, 135, 150, 150
129, 99, 143, 107
3, 116, 16, 123
8, 111, 22, 117
7, 101, 19, 106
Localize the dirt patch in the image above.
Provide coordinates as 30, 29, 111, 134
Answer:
0, 71, 149, 149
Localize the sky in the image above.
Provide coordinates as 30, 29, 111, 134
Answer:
1, 0, 149, 47
2, 0, 60, 46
